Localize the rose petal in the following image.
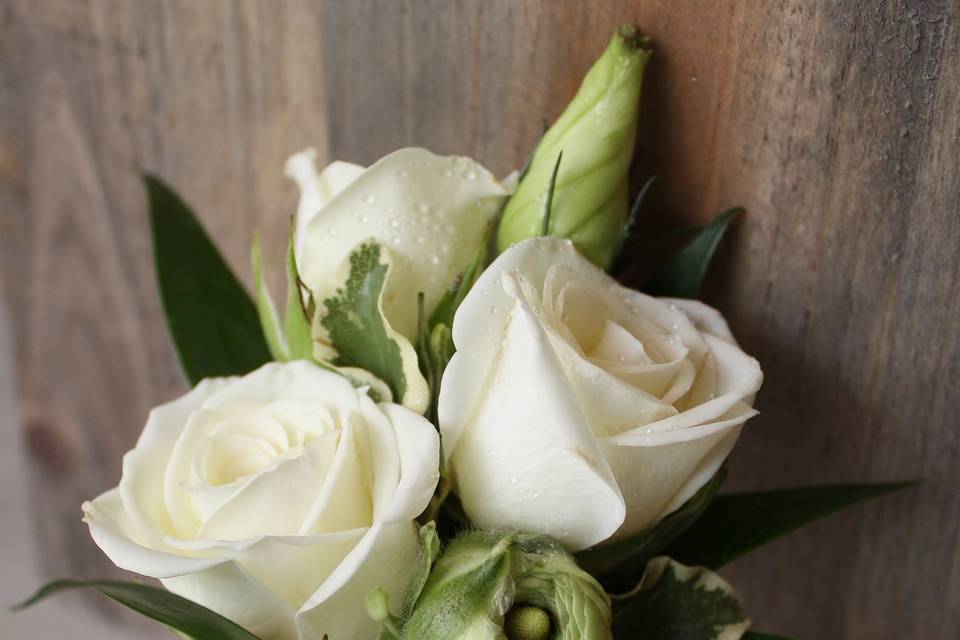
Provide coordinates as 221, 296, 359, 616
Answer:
375, 403, 440, 524
294, 147, 508, 340
446, 291, 625, 550
297, 522, 420, 640
285, 149, 364, 259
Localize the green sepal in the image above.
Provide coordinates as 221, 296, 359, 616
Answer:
13, 579, 261, 640
316, 241, 428, 413
576, 468, 725, 593
644, 207, 742, 298
146, 175, 271, 385
429, 219, 495, 330
663, 481, 917, 569
282, 235, 315, 360
251, 232, 314, 362
251, 235, 287, 361
611, 557, 749, 640
403, 522, 442, 615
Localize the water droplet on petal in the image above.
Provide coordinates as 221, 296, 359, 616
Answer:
363, 194, 376, 205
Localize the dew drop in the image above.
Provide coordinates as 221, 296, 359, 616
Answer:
443, 169, 454, 178
509, 476, 518, 485
363, 194, 376, 205
463, 169, 477, 181
430, 255, 440, 265
360, 215, 370, 224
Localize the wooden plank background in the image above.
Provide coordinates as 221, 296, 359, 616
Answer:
1, 1, 957, 637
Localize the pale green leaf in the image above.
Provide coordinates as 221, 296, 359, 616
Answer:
282, 236, 314, 360
251, 235, 287, 360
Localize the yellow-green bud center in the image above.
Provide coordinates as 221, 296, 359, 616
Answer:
504, 604, 551, 640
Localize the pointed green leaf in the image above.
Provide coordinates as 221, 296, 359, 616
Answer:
146, 175, 270, 384
645, 207, 743, 298
317, 241, 428, 412
541, 150, 563, 237
283, 235, 314, 360
577, 468, 726, 593
612, 557, 748, 639
664, 482, 916, 569
251, 236, 287, 360
429, 219, 495, 331
14, 579, 261, 640
611, 175, 657, 273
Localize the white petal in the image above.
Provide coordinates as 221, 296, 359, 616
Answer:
298, 416, 373, 534
296, 148, 508, 340
375, 403, 440, 524
196, 432, 341, 539
441, 237, 598, 457
285, 149, 364, 261
83, 489, 227, 578
599, 404, 754, 540
163, 561, 301, 640
662, 297, 737, 343
297, 522, 420, 640
445, 294, 625, 550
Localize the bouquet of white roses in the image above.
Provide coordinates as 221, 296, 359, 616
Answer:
16, 26, 910, 640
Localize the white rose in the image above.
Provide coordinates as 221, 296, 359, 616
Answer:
82, 361, 440, 640
286, 147, 509, 342
438, 238, 762, 551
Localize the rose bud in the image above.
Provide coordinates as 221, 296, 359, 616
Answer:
496, 25, 651, 270
377, 530, 612, 640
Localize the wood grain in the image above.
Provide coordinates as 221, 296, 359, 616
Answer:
1, 1, 957, 637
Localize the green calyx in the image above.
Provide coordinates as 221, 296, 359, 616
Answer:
496, 25, 651, 270
368, 528, 612, 640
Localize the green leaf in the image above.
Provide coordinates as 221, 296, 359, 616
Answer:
612, 557, 749, 639
429, 219, 495, 331
611, 175, 656, 272
251, 235, 287, 360
645, 207, 743, 298
664, 482, 917, 569
13, 579, 261, 640
282, 237, 314, 360
541, 150, 563, 237
146, 175, 271, 384
318, 241, 427, 412
576, 468, 726, 593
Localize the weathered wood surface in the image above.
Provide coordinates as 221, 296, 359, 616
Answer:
0, 1, 957, 637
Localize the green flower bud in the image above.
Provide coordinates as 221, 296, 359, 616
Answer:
496, 25, 651, 269
389, 531, 612, 640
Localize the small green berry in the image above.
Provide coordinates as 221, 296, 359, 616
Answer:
504, 604, 552, 640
